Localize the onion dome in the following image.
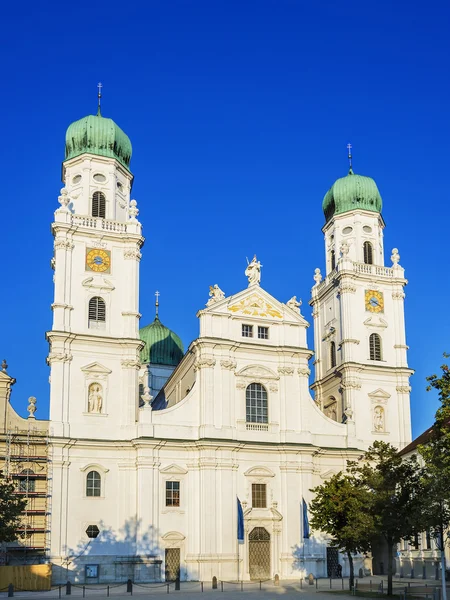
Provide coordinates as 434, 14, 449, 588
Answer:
322, 168, 382, 223
64, 111, 132, 171
139, 316, 184, 366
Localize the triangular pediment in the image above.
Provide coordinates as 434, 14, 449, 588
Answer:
81, 362, 112, 375
368, 388, 391, 400
199, 285, 308, 325
320, 469, 339, 480
160, 464, 188, 475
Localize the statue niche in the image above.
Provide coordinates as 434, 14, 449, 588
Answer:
88, 382, 103, 414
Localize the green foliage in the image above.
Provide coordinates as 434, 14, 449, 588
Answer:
0, 471, 27, 543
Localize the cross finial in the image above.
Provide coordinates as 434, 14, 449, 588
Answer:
155, 291, 160, 318
97, 82, 103, 116
347, 143, 353, 172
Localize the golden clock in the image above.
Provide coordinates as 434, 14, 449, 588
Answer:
365, 290, 384, 313
86, 248, 111, 273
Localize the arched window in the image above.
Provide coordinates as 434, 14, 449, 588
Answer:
246, 383, 268, 424
92, 192, 106, 218
330, 249, 336, 271
369, 333, 382, 361
330, 341, 336, 368
86, 471, 101, 497
363, 241, 373, 265
88, 297, 106, 329
19, 469, 35, 493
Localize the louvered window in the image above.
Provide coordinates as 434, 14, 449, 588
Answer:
330, 341, 337, 368
92, 192, 106, 218
363, 241, 373, 265
369, 333, 382, 361
88, 297, 106, 328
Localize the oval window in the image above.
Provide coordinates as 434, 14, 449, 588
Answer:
342, 226, 353, 235
93, 173, 106, 183
72, 175, 82, 184
363, 225, 372, 233
117, 181, 123, 192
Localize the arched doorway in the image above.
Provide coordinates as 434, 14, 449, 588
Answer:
248, 527, 270, 580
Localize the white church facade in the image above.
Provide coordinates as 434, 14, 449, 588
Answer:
45, 103, 413, 584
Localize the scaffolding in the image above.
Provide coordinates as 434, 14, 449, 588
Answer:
3, 425, 50, 564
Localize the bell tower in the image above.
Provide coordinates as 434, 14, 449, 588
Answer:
47, 91, 144, 439
310, 151, 412, 449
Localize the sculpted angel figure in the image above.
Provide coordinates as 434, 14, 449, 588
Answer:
245, 255, 262, 286
207, 284, 225, 306
88, 383, 103, 413
287, 296, 302, 313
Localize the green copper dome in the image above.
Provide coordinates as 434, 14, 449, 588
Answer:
139, 316, 184, 366
322, 169, 382, 223
65, 112, 132, 171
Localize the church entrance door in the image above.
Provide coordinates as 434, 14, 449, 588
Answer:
326, 547, 339, 577
248, 527, 270, 580
165, 548, 180, 581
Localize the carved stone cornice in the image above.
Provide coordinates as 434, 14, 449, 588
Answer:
396, 385, 411, 393
298, 367, 311, 377
47, 352, 73, 364
124, 248, 142, 261
51, 303, 73, 311
277, 367, 294, 376
338, 284, 356, 294
54, 238, 74, 251
121, 359, 141, 369
341, 379, 361, 390
194, 358, 216, 371
392, 291, 406, 300
220, 359, 237, 371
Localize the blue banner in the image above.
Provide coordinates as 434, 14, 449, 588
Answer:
302, 498, 310, 539
237, 497, 244, 544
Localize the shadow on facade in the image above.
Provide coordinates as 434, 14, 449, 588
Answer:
53, 517, 162, 584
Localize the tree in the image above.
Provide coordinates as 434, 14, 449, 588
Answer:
309, 473, 375, 590
349, 441, 424, 596
0, 471, 27, 543
418, 355, 450, 600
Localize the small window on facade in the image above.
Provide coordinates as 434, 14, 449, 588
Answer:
369, 333, 382, 361
18, 469, 35, 493
88, 297, 106, 328
86, 471, 101, 497
246, 383, 268, 424
242, 324, 253, 338
86, 525, 100, 539
330, 341, 336, 368
426, 531, 432, 550
92, 192, 106, 218
252, 483, 267, 508
165, 481, 180, 507
330, 249, 336, 270
363, 241, 373, 265
414, 534, 419, 550
258, 326, 269, 340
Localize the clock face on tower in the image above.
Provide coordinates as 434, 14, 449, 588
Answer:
86, 248, 111, 273
365, 289, 384, 313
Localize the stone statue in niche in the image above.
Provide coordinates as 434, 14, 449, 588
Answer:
88, 383, 103, 413
325, 403, 337, 421
373, 406, 385, 432
245, 255, 262, 286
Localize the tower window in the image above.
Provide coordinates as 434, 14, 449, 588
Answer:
258, 326, 269, 339
330, 341, 337, 368
92, 192, 106, 218
363, 241, 373, 265
252, 483, 267, 508
86, 471, 101, 497
165, 481, 180, 507
330, 249, 336, 270
369, 333, 382, 361
242, 324, 253, 338
88, 296, 106, 329
246, 383, 268, 423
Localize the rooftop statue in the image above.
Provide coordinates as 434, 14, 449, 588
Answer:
245, 255, 262, 286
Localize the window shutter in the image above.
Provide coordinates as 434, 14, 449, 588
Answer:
363, 242, 373, 265
92, 192, 106, 218
89, 297, 106, 322
369, 333, 382, 360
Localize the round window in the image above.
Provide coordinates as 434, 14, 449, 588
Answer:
93, 173, 106, 183
342, 226, 353, 235
363, 225, 372, 233
72, 174, 82, 184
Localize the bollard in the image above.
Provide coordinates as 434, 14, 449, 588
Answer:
259, 580, 262, 591
315, 576, 318, 589
274, 574, 279, 587
66, 581, 72, 596
167, 583, 170, 594
127, 579, 133, 594
175, 577, 180, 591
370, 580, 372, 591
411, 568, 415, 579
241, 581, 243, 591
300, 578, 303, 589
107, 586, 110, 597
221, 581, 223, 592
59, 586, 62, 599
342, 577, 344, 590
330, 577, 332, 589
201, 582, 204, 593
83, 586, 85, 598
212, 576, 217, 590
7, 584, 13, 598
423, 565, 427, 580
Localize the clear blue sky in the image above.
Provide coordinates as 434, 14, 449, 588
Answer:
1, 0, 449, 439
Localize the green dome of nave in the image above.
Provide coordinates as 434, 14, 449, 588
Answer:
322, 168, 382, 223
64, 111, 132, 171
139, 316, 184, 366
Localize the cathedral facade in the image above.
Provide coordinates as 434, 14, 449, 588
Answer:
46, 106, 412, 583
